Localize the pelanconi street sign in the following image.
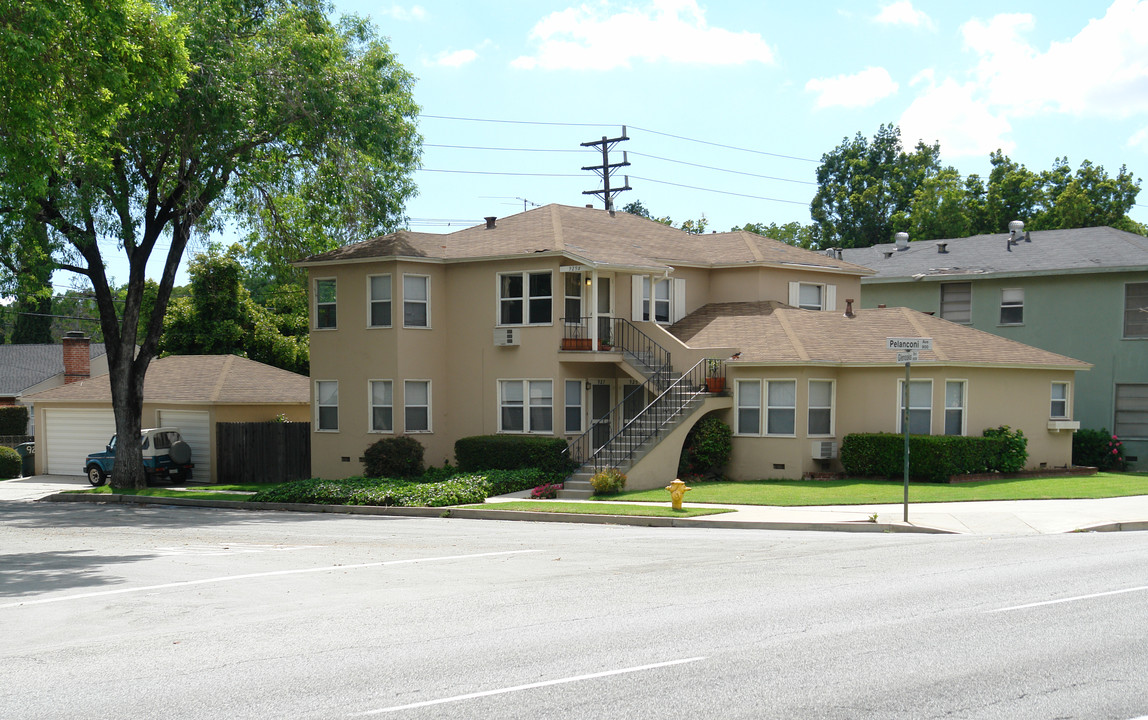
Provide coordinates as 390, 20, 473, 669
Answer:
886, 337, 933, 351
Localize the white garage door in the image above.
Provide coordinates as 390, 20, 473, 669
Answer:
157, 410, 211, 482
44, 409, 117, 475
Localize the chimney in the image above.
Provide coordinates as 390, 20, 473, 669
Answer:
484, 216, 497, 229
844, 299, 855, 318
62, 331, 90, 384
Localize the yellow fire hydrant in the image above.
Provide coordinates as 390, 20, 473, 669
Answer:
666, 478, 691, 511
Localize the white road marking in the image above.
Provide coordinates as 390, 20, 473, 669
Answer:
988, 585, 1148, 613
0, 550, 540, 610
355, 656, 707, 715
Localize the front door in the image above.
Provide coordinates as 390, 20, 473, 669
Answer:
591, 383, 612, 450
596, 275, 614, 347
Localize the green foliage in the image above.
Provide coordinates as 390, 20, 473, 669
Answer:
363, 436, 425, 479
841, 428, 1028, 481
680, 417, 732, 477
1072, 428, 1128, 471
0, 446, 21, 479
733, 221, 820, 249
590, 468, 627, 495
531, 482, 563, 499
0, 406, 30, 435
454, 435, 576, 474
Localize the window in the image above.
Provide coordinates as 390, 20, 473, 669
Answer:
798, 284, 822, 311
316, 380, 338, 431
499, 380, 553, 433
369, 380, 392, 432
404, 380, 430, 432
898, 379, 932, 434
1000, 288, 1023, 325
564, 274, 583, 323
368, 275, 391, 328
766, 380, 796, 436
565, 380, 583, 433
1050, 382, 1069, 419
808, 380, 834, 436
315, 279, 336, 329
945, 380, 966, 436
940, 282, 971, 323
735, 380, 761, 435
788, 282, 835, 311
1125, 282, 1148, 338
403, 275, 429, 328
642, 277, 671, 323
1115, 384, 1148, 439
499, 271, 552, 325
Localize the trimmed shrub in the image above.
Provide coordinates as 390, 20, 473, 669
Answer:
982, 425, 1027, 473
531, 482, 562, 499
0, 406, 29, 435
250, 476, 487, 507
454, 435, 575, 473
363, 436, 424, 478
679, 417, 732, 477
590, 468, 627, 495
0, 446, 20, 479
841, 428, 1028, 482
1073, 428, 1127, 471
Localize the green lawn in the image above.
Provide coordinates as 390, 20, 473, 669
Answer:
601, 472, 1148, 506
461, 501, 734, 518
70, 483, 274, 501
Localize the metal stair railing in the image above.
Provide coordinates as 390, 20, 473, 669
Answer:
561, 317, 673, 384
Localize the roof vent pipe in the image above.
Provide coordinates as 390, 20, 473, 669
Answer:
882, 250, 894, 259
936, 241, 948, 254
1024, 231, 1031, 243
844, 299, 855, 318
484, 216, 496, 229
894, 232, 909, 250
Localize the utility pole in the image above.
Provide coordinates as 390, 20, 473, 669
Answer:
581, 126, 631, 212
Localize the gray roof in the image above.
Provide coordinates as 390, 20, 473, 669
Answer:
840, 226, 1148, 282
0, 343, 108, 396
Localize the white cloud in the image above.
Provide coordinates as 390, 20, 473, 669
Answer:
426, 49, 479, 68
899, 77, 1014, 156
805, 67, 899, 109
874, 1, 935, 30
511, 0, 775, 71
1129, 126, 1148, 149
379, 5, 427, 21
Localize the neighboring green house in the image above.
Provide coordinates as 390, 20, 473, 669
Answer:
841, 225, 1148, 470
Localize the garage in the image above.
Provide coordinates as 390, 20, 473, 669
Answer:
157, 409, 211, 482
43, 408, 116, 475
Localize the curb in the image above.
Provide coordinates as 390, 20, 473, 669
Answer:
41, 492, 959, 533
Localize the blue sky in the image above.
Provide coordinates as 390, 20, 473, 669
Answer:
58, 0, 1148, 289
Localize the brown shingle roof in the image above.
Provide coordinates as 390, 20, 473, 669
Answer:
669, 302, 1091, 368
297, 204, 873, 275
25, 355, 310, 404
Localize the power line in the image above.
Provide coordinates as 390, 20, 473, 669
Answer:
425, 143, 591, 154
627, 125, 819, 163
421, 114, 615, 128
628, 151, 817, 186
628, 176, 811, 207
419, 169, 583, 178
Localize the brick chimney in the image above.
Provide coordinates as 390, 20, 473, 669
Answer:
62, 331, 90, 384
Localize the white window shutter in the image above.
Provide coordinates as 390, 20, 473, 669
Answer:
672, 278, 686, 323
631, 275, 644, 321
788, 281, 800, 307
825, 284, 836, 312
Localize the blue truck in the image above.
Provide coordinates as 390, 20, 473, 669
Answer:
84, 427, 194, 486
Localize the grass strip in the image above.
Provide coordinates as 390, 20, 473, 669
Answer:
462, 501, 733, 517
68, 486, 261, 501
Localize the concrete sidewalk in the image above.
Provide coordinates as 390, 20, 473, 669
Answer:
4, 474, 1148, 535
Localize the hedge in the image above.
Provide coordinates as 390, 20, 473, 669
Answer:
1072, 428, 1127, 471
0, 406, 29, 436
363, 436, 425, 478
840, 427, 1028, 482
454, 435, 575, 474
0, 446, 20, 479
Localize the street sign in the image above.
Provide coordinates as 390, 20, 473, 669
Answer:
896, 350, 918, 363
886, 337, 933, 351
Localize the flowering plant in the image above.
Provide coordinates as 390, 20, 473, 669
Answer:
530, 482, 563, 499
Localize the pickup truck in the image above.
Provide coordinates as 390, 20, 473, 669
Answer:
85, 427, 194, 486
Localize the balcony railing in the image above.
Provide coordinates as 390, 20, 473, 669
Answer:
560, 317, 672, 380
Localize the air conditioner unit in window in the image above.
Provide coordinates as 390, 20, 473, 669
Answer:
812, 441, 838, 460
493, 328, 520, 346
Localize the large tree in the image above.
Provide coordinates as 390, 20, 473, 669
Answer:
0, 0, 421, 488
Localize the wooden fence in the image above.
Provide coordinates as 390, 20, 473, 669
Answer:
215, 422, 311, 484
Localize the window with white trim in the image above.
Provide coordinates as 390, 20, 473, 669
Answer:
369, 380, 392, 433
999, 288, 1023, 325
787, 281, 836, 311
404, 380, 431, 432
766, 380, 796, 436
403, 275, 429, 328
1115, 384, 1148, 439
565, 380, 583, 433
1050, 382, 1069, 419
642, 277, 671, 323
499, 380, 553, 433
368, 275, 391, 328
564, 274, 583, 323
499, 271, 552, 325
944, 380, 966, 436
898, 379, 932, 434
1125, 282, 1148, 338
940, 282, 971, 323
808, 380, 834, 436
315, 279, 336, 329
735, 379, 761, 435
316, 380, 338, 431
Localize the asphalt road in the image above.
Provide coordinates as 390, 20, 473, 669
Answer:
2, 502, 1147, 720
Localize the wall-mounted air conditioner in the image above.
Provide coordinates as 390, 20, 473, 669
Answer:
812, 441, 838, 459
494, 328, 520, 347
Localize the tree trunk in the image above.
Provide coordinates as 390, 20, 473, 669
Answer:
106, 344, 150, 491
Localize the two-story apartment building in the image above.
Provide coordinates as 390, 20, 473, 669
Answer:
299, 204, 1089, 489
842, 225, 1148, 470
